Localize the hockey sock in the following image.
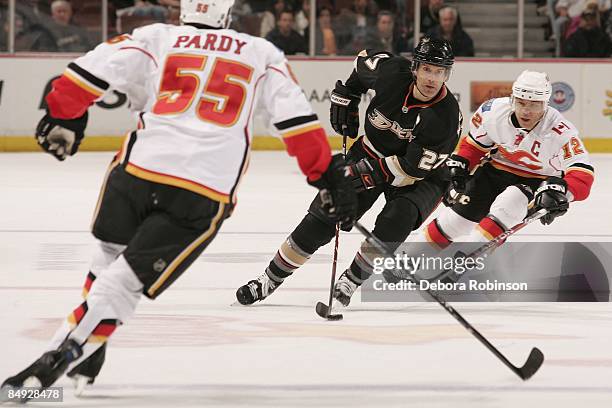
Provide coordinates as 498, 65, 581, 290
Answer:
48, 255, 142, 372
265, 236, 313, 282
82, 241, 126, 298
423, 219, 453, 249
346, 240, 382, 284
471, 215, 507, 243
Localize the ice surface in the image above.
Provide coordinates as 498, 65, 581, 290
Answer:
1, 152, 611, 407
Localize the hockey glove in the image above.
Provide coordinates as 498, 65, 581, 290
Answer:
446, 154, 470, 193
35, 111, 88, 161
310, 154, 359, 229
347, 158, 386, 193
329, 80, 360, 138
534, 176, 569, 225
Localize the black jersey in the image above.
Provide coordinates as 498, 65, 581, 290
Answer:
344, 49, 461, 187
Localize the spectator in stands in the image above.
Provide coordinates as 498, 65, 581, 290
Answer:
336, 0, 378, 54
0, 7, 57, 52
295, 0, 311, 36
230, 0, 253, 32
50, 0, 74, 25
563, 0, 611, 38
554, 0, 611, 38
112, 1, 169, 23
359, 10, 409, 54
316, 6, 338, 55
427, 6, 474, 56
158, 0, 179, 7
300, 5, 338, 55
563, 7, 611, 56
266, 8, 308, 55
420, 0, 444, 35
260, 0, 287, 38
49, 0, 92, 52
606, 7, 612, 43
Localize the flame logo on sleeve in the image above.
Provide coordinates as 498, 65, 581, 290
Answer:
497, 145, 543, 170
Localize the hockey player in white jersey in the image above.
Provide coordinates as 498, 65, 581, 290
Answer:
1, 0, 358, 400
421, 70, 594, 256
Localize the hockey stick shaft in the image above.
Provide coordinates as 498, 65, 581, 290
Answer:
354, 222, 543, 380
321, 133, 348, 316
325, 225, 341, 309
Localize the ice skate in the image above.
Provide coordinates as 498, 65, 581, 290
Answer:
1, 339, 82, 403
66, 343, 106, 396
333, 270, 359, 307
236, 272, 282, 305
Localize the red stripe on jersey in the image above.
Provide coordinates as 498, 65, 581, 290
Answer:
46, 75, 97, 119
478, 217, 505, 241
457, 137, 487, 169
565, 169, 594, 201
426, 220, 452, 249
283, 127, 332, 182
376, 158, 391, 182
360, 139, 380, 159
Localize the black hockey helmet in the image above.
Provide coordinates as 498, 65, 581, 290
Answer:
411, 37, 454, 70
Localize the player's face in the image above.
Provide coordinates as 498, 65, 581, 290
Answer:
414, 63, 448, 100
514, 97, 546, 129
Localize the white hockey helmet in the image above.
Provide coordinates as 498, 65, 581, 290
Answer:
512, 70, 552, 103
180, 0, 234, 29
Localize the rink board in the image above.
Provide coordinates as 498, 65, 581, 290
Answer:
0, 56, 610, 151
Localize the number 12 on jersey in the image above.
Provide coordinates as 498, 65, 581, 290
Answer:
153, 54, 254, 127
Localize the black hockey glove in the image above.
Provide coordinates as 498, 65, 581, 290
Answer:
310, 154, 359, 229
534, 176, 569, 225
446, 154, 470, 193
347, 158, 386, 193
329, 80, 360, 138
35, 111, 88, 161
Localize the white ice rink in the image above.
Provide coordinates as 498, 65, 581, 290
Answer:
1, 152, 612, 407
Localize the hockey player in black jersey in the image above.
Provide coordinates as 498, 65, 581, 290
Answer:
236, 37, 462, 307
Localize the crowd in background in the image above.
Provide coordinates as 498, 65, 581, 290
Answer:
0, 0, 610, 58
547, 0, 612, 57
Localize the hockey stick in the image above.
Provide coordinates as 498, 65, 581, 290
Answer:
353, 222, 544, 380
315, 131, 349, 321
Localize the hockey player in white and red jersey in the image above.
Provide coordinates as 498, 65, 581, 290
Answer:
1, 0, 358, 400
422, 70, 594, 251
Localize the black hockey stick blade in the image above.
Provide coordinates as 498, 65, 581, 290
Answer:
315, 301, 343, 321
517, 347, 544, 380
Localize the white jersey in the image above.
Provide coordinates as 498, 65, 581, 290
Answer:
62, 24, 320, 204
466, 97, 592, 180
